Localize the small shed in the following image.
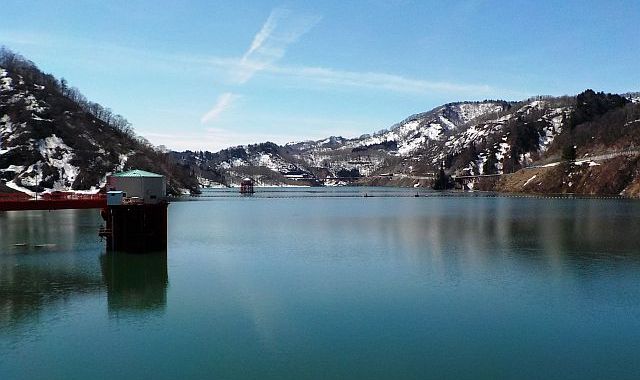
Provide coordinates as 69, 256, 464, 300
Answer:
107, 190, 125, 206
107, 170, 166, 204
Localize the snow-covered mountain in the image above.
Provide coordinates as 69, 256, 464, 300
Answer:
286, 101, 512, 175
0, 48, 198, 195
173, 142, 320, 187
178, 98, 568, 185
179, 90, 640, 197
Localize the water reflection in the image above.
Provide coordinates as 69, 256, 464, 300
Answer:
0, 209, 170, 331
0, 210, 87, 252
100, 253, 168, 315
0, 254, 103, 331
0, 252, 169, 332
258, 197, 640, 277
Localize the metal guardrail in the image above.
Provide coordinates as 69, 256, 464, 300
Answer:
0, 193, 106, 202
452, 149, 640, 180
520, 149, 640, 170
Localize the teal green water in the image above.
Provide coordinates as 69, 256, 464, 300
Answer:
2, 188, 640, 379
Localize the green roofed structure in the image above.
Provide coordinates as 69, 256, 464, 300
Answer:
107, 170, 166, 204
111, 170, 164, 178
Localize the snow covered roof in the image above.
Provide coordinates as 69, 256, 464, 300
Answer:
112, 169, 163, 178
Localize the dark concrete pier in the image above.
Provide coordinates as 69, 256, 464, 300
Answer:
98, 170, 168, 253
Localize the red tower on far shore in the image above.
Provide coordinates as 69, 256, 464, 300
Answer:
240, 178, 254, 195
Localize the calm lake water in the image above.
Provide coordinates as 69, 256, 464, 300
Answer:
1, 188, 640, 379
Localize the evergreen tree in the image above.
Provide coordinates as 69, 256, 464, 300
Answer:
433, 163, 453, 190
569, 89, 629, 129
562, 145, 576, 161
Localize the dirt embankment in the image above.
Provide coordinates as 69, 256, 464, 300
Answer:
321, 155, 640, 198
495, 156, 640, 197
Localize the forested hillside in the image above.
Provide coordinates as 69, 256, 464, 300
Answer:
0, 48, 199, 195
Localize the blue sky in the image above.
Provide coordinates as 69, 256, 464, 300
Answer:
1, 0, 639, 151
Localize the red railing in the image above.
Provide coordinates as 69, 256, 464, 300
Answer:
0, 192, 105, 201
0, 193, 32, 201
40, 192, 106, 201
0, 192, 106, 211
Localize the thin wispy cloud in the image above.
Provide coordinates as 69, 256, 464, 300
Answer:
0, 31, 49, 46
1, 30, 514, 98
201, 7, 320, 124
201, 92, 240, 123
233, 7, 321, 84
264, 65, 498, 95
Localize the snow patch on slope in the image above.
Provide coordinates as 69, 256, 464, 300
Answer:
539, 108, 568, 152
6, 180, 36, 197
37, 135, 79, 189
454, 103, 503, 123
523, 175, 537, 187
257, 153, 285, 171
0, 69, 13, 91
495, 142, 510, 173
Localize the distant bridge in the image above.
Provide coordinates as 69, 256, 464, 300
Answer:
451, 174, 503, 186
526, 148, 640, 169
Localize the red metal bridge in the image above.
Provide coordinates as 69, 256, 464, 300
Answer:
0, 192, 106, 211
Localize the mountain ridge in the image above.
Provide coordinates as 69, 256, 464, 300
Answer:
177, 90, 640, 197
